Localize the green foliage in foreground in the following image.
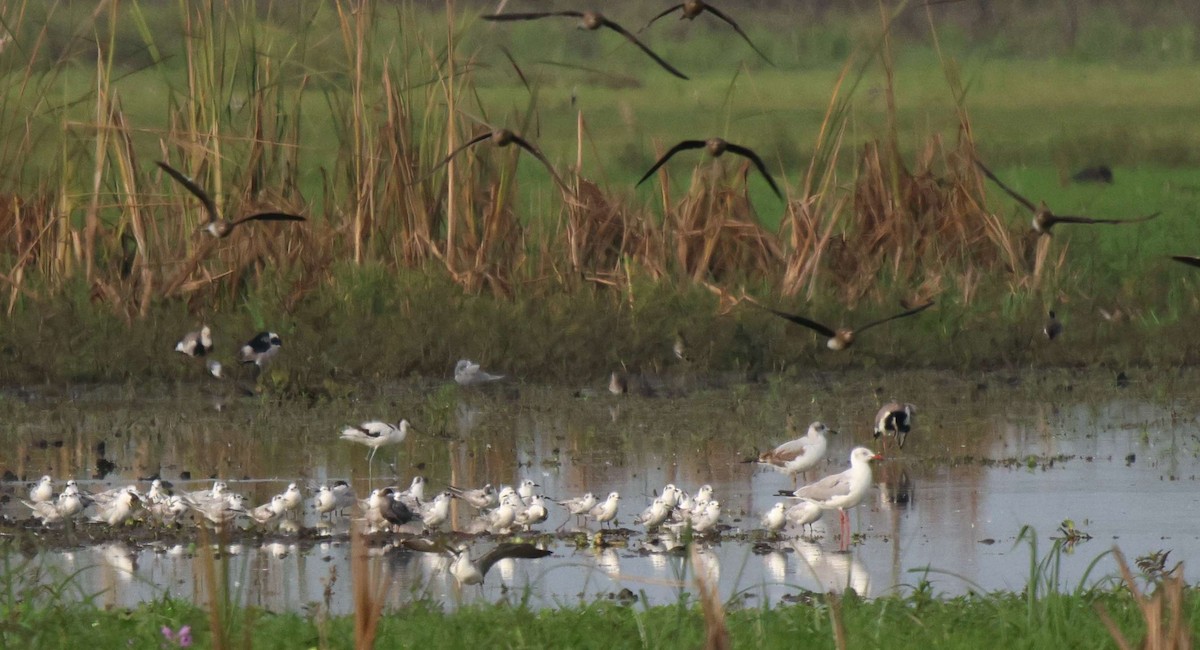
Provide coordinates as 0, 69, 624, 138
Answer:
3, 587, 1196, 650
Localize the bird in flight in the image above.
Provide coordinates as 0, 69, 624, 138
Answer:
637, 138, 782, 199
760, 301, 935, 350
1171, 255, 1200, 270
642, 1, 773, 65
156, 161, 305, 239
481, 11, 688, 80
428, 128, 567, 192
402, 539, 551, 586
974, 158, 1158, 235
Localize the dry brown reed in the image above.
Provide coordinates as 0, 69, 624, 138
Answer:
691, 545, 729, 650
1096, 548, 1191, 650
350, 520, 388, 650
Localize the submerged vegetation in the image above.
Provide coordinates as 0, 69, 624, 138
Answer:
0, 1, 1199, 384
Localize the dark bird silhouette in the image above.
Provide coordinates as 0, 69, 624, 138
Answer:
974, 158, 1158, 235
1043, 310, 1062, 340
1071, 165, 1113, 184
760, 301, 935, 351
155, 161, 305, 239
429, 128, 567, 192
381, 490, 416, 528
637, 138, 782, 199
481, 11, 689, 80
642, 1, 773, 65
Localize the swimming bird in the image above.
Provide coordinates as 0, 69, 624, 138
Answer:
481, 11, 688, 80
339, 419, 412, 465
974, 158, 1159, 235
428, 129, 567, 191
156, 161, 305, 239
754, 420, 834, 484
589, 491, 621, 529
402, 539, 552, 587
454, 359, 505, 386
873, 403, 916, 451
175, 325, 213, 358
760, 300, 935, 351
790, 447, 881, 550
239, 331, 282, 367
28, 475, 53, 504
637, 138, 782, 199
1044, 310, 1063, 340
641, 1, 772, 65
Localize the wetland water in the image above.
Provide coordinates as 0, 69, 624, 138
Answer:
2, 368, 1199, 613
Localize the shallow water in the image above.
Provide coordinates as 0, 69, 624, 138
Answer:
2, 368, 1199, 613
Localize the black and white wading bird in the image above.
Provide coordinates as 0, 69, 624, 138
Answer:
156, 161, 306, 239
760, 301, 935, 351
873, 402, 915, 451
175, 325, 213, 358
338, 420, 413, 466
637, 137, 782, 199
239, 331, 282, 367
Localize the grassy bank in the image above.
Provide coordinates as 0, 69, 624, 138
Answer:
1, 2, 1200, 383
4, 577, 1196, 649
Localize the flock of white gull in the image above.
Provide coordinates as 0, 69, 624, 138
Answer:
15, 325, 917, 586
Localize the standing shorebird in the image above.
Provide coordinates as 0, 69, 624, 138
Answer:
239, 331, 282, 367
428, 128, 568, 192
481, 11, 688, 80
175, 326, 213, 358
558, 492, 598, 528
454, 359, 505, 386
155, 161, 305, 239
974, 158, 1159, 236
637, 137, 782, 199
753, 420, 834, 485
641, 1, 773, 65
789, 447, 881, 551
589, 492, 621, 529
28, 475, 53, 504
760, 502, 787, 535
760, 301, 935, 351
873, 403, 916, 451
339, 420, 413, 468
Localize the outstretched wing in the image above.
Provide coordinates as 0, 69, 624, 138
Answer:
701, 4, 774, 66
974, 158, 1038, 213
1172, 255, 1200, 269
856, 301, 935, 335
480, 11, 583, 22
724, 142, 782, 199
230, 212, 306, 227
640, 4, 684, 31
596, 16, 689, 80
508, 134, 570, 193
427, 131, 494, 176
157, 161, 220, 225
759, 305, 838, 338
636, 140, 707, 186
476, 543, 552, 578
400, 538, 448, 554
1047, 212, 1160, 227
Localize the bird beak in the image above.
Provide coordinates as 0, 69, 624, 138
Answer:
872, 454, 884, 461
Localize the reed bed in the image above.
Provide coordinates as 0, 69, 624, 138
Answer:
0, 0, 1061, 334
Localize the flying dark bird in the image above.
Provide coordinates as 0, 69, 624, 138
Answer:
429, 129, 567, 192
760, 301, 935, 351
1071, 165, 1114, 184
481, 11, 689, 80
974, 158, 1158, 235
637, 138, 782, 199
642, 1, 773, 65
155, 161, 306, 239
239, 331, 282, 366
